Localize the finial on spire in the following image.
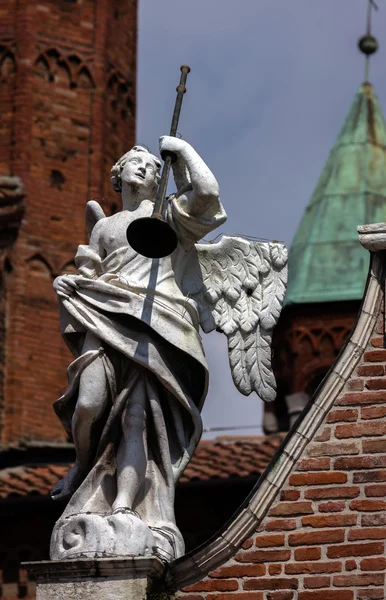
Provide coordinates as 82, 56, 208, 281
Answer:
358, 0, 379, 81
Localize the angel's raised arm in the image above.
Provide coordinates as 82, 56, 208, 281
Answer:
159, 136, 221, 218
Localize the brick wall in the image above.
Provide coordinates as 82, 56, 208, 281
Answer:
0, 0, 137, 445
175, 255, 386, 599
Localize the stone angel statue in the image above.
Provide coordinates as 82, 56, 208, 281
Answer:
50, 136, 287, 563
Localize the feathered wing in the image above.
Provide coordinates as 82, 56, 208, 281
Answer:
85, 200, 106, 238
184, 236, 287, 403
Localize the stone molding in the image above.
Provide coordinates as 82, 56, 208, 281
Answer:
358, 222, 386, 252
24, 556, 165, 580
168, 228, 384, 591
24, 557, 165, 600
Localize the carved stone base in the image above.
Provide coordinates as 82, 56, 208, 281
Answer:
24, 556, 165, 600
50, 512, 156, 560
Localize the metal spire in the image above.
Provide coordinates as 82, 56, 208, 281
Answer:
358, 0, 379, 82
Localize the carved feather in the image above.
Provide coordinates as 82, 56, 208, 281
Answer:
184, 236, 287, 403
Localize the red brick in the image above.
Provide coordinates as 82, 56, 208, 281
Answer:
345, 559, 357, 571
288, 529, 345, 546
305, 486, 359, 500
318, 501, 346, 512
314, 428, 331, 442
347, 378, 365, 391
350, 499, 386, 511
280, 489, 301, 501
0, 1, 138, 449
266, 593, 294, 600
308, 441, 359, 457
269, 564, 282, 575
236, 549, 291, 563
303, 576, 330, 589
207, 594, 263, 600
361, 405, 386, 420
327, 542, 384, 558
361, 514, 386, 526
334, 455, 386, 470
366, 378, 386, 390
364, 349, 386, 362
302, 514, 357, 528
349, 527, 386, 541
294, 547, 321, 561
360, 557, 386, 571
370, 337, 384, 348
298, 592, 353, 600
265, 519, 297, 531
210, 564, 266, 578
269, 502, 314, 517
333, 573, 385, 586
241, 538, 253, 549
327, 409, 358, 423
289, 472, 347, 486
183, 579, 238, 592
296, 458, 331, 471
357, 364, 384, 376
354, 470, 386, 483
243, 578, 298, 591
357, 589, 385, 600
365, 483, 386, 497
179, 596, 203, 600
337, 390, 386, 405
255, 534, 285, 547
335, 422, 386, 438
363, 439, 386, 453
375, 315, 384, 334
285, 562, 342, 575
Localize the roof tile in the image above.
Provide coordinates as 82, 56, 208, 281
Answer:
0, 435, 284, 499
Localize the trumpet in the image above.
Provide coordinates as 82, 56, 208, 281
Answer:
126, 65, 191, 259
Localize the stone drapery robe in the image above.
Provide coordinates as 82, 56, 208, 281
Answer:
53, 194, 227, 559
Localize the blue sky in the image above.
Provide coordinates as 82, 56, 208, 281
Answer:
136, 0, 386, 437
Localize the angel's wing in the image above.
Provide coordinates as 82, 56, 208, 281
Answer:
183, 236, 287, 403
85, 200, 106, 238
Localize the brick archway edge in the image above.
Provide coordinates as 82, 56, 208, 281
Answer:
167, 225, 384, 591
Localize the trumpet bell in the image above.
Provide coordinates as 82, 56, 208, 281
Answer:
126, 216, 178, 259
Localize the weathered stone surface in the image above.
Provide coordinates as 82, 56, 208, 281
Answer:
25, 556, 164, 600
50, 136, 287, 562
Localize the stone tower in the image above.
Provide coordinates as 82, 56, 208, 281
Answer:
267, 80, 386, 433
0, 1, 137, 448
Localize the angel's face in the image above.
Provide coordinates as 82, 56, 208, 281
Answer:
121, 152, 160, 199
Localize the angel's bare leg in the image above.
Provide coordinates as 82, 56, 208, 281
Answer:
112, 378, 147, 513
72, 331, 109, 472
51, 331, 108, 500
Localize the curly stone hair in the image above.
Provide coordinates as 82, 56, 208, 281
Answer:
110, 146, 161, 193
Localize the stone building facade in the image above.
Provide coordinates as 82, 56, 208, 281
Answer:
269, 82, 386, 434
0, 0, 137, 447
172, 224, 386, 600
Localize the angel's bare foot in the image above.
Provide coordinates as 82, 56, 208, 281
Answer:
112, 506, 142, 520
51, 463, 85, 502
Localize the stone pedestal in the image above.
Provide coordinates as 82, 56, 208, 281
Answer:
24, 556, 165, 600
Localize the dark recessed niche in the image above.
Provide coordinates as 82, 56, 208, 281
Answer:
4, 258, 13, 273
50, 170, 66, 191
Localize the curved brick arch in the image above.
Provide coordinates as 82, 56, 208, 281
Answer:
26, 253, 55, 278
0, 46, 16, 78
170, 230, 384, 594
34, 49, 95, 90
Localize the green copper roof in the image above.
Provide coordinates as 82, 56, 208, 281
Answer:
286, 82, 386, 305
